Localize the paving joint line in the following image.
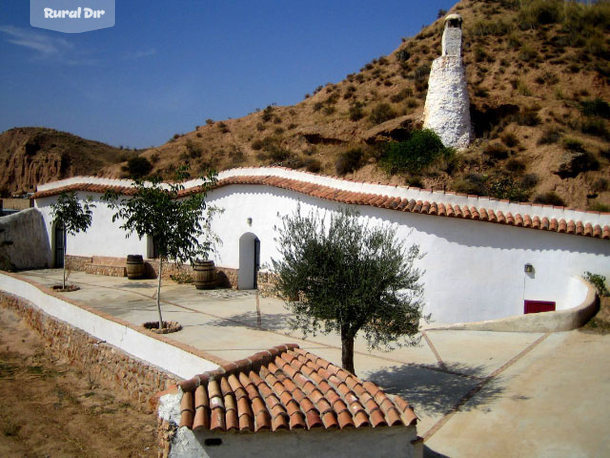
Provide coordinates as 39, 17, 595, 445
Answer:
20, 273, 489, 380
421, 332, 551, 442
422, 330, 447, 371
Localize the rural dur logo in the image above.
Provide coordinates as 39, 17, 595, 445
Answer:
30, 0, 115, 33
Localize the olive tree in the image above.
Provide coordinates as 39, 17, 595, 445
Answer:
272, 207, 426, 374
50, 191, 95, 289
103, 169, 217, 329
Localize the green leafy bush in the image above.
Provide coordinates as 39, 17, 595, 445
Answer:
382, 130, 453, 173
584, 272, 610, 297
488, 176, 530, 202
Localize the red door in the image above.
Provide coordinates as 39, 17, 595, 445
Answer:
524, 300, 556, 314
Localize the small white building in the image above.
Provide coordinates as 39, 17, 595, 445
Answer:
31, 167, 610, 325
157, 344, 422, 458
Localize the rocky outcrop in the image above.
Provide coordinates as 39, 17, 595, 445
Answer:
0, 208, 51, 269
0, 127, 125, 196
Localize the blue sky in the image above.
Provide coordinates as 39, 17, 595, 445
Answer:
0, 1, 456, 148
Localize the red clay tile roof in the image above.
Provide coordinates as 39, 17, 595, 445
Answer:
176, 344, 417, 433
32, 174, 610, 240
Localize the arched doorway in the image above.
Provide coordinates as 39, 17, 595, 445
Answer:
53, 222, 66, 268
238, 232, 260, 289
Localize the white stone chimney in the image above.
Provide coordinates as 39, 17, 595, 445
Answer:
423, 14, 472, 149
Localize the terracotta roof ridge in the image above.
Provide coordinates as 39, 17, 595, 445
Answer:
175, 345, 418, 433
179, 343, 299, 392
32, 173, 610, 241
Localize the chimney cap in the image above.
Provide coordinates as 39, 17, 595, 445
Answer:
444, 13, 463, 27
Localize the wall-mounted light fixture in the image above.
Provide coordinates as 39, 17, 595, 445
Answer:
524, 263, 534, 273
247, 217, 252, 226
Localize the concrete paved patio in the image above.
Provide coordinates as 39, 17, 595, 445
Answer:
13, 269, 610, 457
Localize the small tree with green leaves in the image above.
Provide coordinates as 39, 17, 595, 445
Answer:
103, 168, 218, 329
50, 191, 95, 289
272, 207, 426, 374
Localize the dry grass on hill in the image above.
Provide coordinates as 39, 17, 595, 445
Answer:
2, 0, 609, 211
118, 0, 609, 210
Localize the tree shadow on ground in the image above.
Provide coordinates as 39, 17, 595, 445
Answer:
423, 445, 450, 458
205, 311, 291, 332
366, 362, 507, 416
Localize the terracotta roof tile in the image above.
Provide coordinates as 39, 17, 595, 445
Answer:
487, 208, 497, 223
177, 345, 417, 433
34, 173, 609, 240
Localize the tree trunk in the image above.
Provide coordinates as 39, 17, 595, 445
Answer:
341, 326, 355, 374
62, 228, 67, 290
157, 257, 164, 329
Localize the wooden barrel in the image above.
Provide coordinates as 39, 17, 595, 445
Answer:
126, 254, 145, 279
193, 260, 216, 289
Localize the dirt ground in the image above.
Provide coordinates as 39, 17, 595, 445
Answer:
0, 306, 157, 457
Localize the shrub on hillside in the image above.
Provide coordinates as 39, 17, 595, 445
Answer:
382, 130, 453, 174
581, 119, 610, 140
304, 158, 322, 173
501, 132, 520, 148
506, 158, 526, 173
538, 127, 561, 145
484, 143, 509, 160
349, 102, 365, 121
369, 103, 396, 125
516, 106, 542, 126
453, 174, 488, 196
126, 157, 152, 179
581, 98, 610, 119
519, 0, 562, 29
335, 149, 363, 175
533, 191, 566, 206
488, 176, 530, 202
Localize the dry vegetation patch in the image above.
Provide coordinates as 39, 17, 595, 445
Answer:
0, 306, 156, 457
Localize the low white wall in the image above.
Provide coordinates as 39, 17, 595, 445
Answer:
427, 277, 599, 332
169, 426, 420, 458
0, 273, 218, 379
158, 391, 421, 458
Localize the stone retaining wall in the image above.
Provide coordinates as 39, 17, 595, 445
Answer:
66, 254, 241, 288
0, 291, 178, 412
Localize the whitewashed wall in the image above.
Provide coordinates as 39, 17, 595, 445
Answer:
34, 174, 610, 325
36, 193, 147, 259
203, 185, 609, 324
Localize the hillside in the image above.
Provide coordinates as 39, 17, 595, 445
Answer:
109, 0, 607, 211
0, 127, 134, 196
2, 0, 609, 210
